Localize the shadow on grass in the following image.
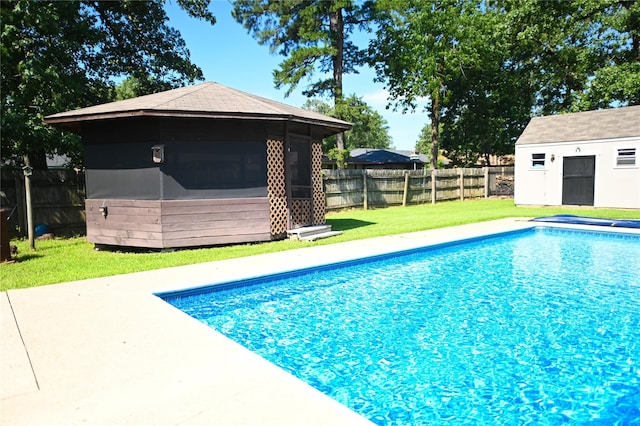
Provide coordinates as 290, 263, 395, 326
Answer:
4, 252, 43, 263
326, 218, 376, 231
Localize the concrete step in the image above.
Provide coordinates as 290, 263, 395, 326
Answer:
287, 225, 342, 241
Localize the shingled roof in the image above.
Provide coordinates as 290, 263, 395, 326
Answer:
516, 105, 640, 145
45, 81, 351, 136
349, 149, 426, 165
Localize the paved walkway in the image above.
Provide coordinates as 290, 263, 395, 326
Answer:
3, 218, 628, 425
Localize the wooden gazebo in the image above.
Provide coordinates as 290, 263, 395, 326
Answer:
45, 82, 351, 249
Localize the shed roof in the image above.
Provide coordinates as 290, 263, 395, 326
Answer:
45, 81, 352, 137
516, 105, 640, 145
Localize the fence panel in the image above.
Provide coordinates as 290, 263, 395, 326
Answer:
324, 167, 514, 210
434, 169, 457, 202
488, 167, 515, 196
1, 169, 86, 237
366, 170, 407, 207
462, 168, 486, 199
323, 170, 364, 210
407, 170, 433, 204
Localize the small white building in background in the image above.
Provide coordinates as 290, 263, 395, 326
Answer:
514, 105, 640, 209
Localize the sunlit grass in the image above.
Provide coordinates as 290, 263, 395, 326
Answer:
2, 199, 637, 291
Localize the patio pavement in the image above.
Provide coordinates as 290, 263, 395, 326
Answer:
3, 218, 625, 425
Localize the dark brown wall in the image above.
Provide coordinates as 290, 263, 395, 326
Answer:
79, 117, 324, 247
86, 198, 271, 248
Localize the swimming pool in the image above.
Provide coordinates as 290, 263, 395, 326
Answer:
160, 227, 640, 425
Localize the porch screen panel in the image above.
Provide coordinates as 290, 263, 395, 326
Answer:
161, 141, 267, 199
84, 142, 161, 199
289, 136, 311, 198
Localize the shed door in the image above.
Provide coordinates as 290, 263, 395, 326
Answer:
562, 155, 595, 206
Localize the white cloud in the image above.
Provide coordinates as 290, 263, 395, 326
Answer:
361, 89, 392, 109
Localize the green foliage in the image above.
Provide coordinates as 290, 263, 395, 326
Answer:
1, 0, 215, 169
415, 124, 431, 157
336, 95, 393, 150
327, 148, 351, 169
303, 96, 392, 153
232, 0, 371, 99
369, 0, 639, 167
501, 0, 640, 113
4, 199, 638, 290
368, 0, 492, 169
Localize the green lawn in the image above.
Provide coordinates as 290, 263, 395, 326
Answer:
2, 199, 638, 291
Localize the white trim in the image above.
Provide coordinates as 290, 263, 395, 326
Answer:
517, 135, 640, 149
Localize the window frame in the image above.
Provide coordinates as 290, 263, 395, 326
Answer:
530, 152, 546, 169
615, 148, 636, 167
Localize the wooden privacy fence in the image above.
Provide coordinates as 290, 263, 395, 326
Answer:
1, 169, 86, 237
1, 167, 513, 237
324, 167, 514, 211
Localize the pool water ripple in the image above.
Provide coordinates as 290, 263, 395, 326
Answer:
164, 228, 640, 425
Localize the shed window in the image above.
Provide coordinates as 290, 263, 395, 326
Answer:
531, 153, 546, 168
616, 148, 636, 166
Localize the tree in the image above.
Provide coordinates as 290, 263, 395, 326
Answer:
337, 95, 393, 150
370, 1, 638, 168
501, 0, 640, 114
575, 0, 640, 108
232, 0, 372, 155
368, 0, 493, 169
1, 0, 216, 169
303, 95, 392, 153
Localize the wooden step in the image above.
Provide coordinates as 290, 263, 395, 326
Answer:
287, 225, 342, 241
298, 230, 343, 242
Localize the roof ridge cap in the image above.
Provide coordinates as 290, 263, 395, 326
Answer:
149, 82, 214, 109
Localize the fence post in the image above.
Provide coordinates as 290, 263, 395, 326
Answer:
402, 171, 409, 207
459, 168, 464, 201
14, 171, 26, 237
484, 167, 490, 198
362, 170, 368, 210
431, 169, 437, 204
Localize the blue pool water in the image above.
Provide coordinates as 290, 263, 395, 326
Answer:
161, 227, 640, 425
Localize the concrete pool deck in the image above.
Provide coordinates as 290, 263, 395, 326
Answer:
2, 218, 638, 425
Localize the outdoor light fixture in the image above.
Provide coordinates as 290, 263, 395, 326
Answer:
98, 205, 108, 218
576, 147, 581, 153
152, 144, 164, 163
550, 154, 555, 162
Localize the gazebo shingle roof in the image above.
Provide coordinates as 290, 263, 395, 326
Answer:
516, 105, 640, 145
45, 81, 352, 135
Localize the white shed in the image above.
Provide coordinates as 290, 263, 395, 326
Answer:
514, 105, 640, 209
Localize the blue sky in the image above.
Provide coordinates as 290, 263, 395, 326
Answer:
164, 1, 427, 151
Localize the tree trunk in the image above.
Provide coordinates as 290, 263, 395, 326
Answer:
430, 87, 440, 170
329, 7, 345, 166
27, 148, 48, 170
623, 1, 640, 62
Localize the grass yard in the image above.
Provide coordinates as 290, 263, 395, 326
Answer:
2, 199, 638, 291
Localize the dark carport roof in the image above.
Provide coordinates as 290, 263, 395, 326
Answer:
45, 81, 352, 137
349, 149, 425, 164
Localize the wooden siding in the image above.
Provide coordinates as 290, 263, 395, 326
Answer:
86, 198, 271, 248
